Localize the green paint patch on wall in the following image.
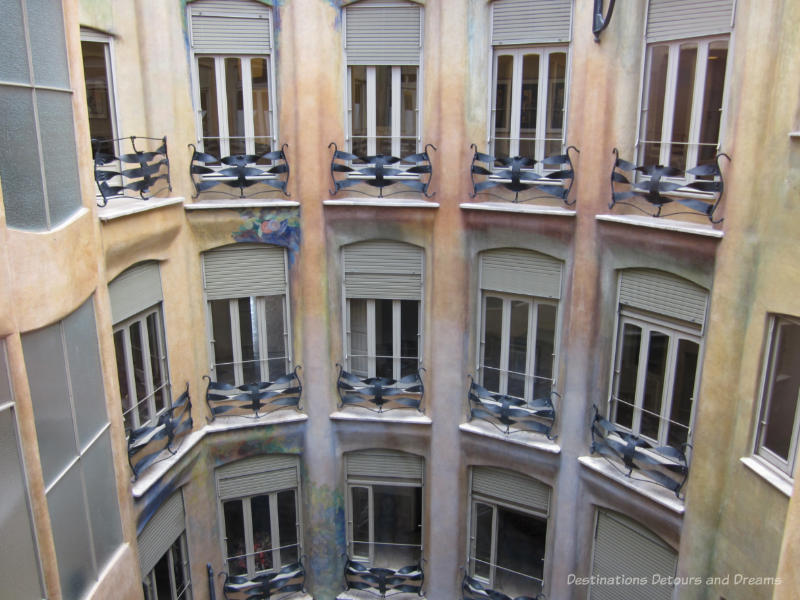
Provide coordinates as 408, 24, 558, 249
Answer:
303, 480, 346, 598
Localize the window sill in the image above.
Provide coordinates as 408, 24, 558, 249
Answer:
330, 408, 432, 425
184, 198, 300, 210
578, 455, 685, 515
740, 456, 793, 498
97, 196, 185, 222
460, 201, 576, 217
789, 131, 800, 139
459, 421, 561, 454
595, 214, 724, 238
324, 198, 439, 208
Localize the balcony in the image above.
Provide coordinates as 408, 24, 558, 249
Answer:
189, 143, 290, 199
93, 135, 172, 207
336, 366, 424, 414
343, 559, 424, 598
467, 378, 556, 439
462, 574, 545, 600
219, 561, 306, 600
204, 367, 303, 422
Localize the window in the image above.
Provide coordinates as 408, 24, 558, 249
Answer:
468, 467, 550, 598
477, 249, 562, 403
203, 245, 291, 385
346, 450, 424, 568
754, 316, 800, 476
609, 270, 708, 450
638, 0, 734, 171
0, 0, 82, 230
109, 263, 171, 431
21, 299, 123, 600
489, 0, 571, 164
143, 534, 192, 600
345, 0, 422, 157
189, 0, 276, 158
139, 492, 192, 600
216, 456, 302, 578
80, 28, 118, 157
343, 241, 423, 380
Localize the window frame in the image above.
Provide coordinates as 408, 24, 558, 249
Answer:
142, 532, 193, 600
80, 28, 121, 153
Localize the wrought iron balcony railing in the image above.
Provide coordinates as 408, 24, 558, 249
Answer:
609, 148, 729, 222
467, 378, 556, 439
344, 559, 424, 598
462, 574, 545, 600
469, 145, 578, 205
336, 365, 424, 413
127, 384, 192, 479
189, 143, 290, 199
590, 406, 689, 497
93, 136, 171, 207
328, 143, 436, 199
220, 561, 306, 600
204, 367, 303, 422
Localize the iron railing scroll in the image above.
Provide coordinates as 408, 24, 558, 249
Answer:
592, 0, 616, 42
204, 366, 303, 422
344, 559, 424, 598
462, 574, 546, 600
189, 143, 290, 199
93, 136, 171, 206
219, 561, 306, 600
336, 364, 424, 413
467, 377, 557, 439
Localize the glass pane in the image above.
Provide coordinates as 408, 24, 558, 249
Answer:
473, 503, 493, 580
115, 330, 134, 430
153, 553, 172, 600
351, 486, 370, 559
251, 57, 271, 155
697, 42, 728, 167
507, 300, 529, 399
350, 66, 367, 157
495, 506, 546, 597
147, 312, 167, 414
277, 490, 299, 565
642, 331, 669, 439
349, 299, 368, 377
669, 44, 697, 170
400, 300, 419, 377
198, 57, 220, 157
225, 58, 245, 155
265, 295, 287, 380
211, 300, 234, 384
494, 55, 513, 156
238, 298, 260, 385
81, 41, 114, 155
667, 339, 698, 448
375, 299, 393, 379
482, 297, 503, 393
0, 0, 29, 83
763, 321, 800, 461
375, 66, 392, 156
171, 537, 187, 598
400, 66, 417, 156
534, 304, 556, 401
372, 485, 421, 568
223, 500, 247, 576
545, 53, 566, 158
82, 431, 123, 569
642, 45, 669, 166
251, 495, 273, 573
129, 320, 149, 425
27, 0, 70, 88
615, 324, 642, 429
519, 54, 540, 155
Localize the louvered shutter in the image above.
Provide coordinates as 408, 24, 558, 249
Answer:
217, 455, 299, 500
646, 0, 734, 42
591, 511, 678, 600
471, 467, 550, 515
492, 0, 573, 45
618, 269, 708, 328
190, 0, 272, 54
480, 248, 562, 299
109, 262, 163, 323
347, 449, 424, 482
344, 240, 423, 300
203, 245, 287, 300
345, 0, 422, 65
138, 491, 185, 577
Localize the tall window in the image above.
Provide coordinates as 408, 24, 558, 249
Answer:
80, 29, 118, 157
139, 492, 192, 600
189, 0, 275, 158
345, 0, 422, 157
143, 534, 192, 600
754, 316, 800, 476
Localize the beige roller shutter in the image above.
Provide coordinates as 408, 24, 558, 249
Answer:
203, 244, 287, 300
344, 240, 423, 300
618, 269, 708, 328
347, 449, 424, 482
216, 455, 299, 500
190, 0, 272, 54
345, 0, 422, 66
480, 248, 562, 299
492, 0, 573, 45
138, 491, 185, 577
109, 262, 163, 324
471, 466, 550, 514
646, 0, 734, 42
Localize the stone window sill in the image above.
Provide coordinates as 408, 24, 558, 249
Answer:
596, 214, 723, 238
460, 201, 575, 217
324, 198, 439, 208
459, 421, 561, 454
740, 456, 793, 498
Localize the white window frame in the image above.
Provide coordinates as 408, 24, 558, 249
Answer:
477, 292, 558, 403
142, 532, 193, 600
345, 298, 422, 380
609, 311, 702, 449
80, 28, 121, 146
113, 305, 172, 431
489, 46, 569, 166
754, 315, 800, 476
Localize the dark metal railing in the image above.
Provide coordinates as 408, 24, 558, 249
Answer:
462, 574, 545, 600
127, 384, 192, 479
336, 365, 424, 413
609, 148, 729, 222
189, 143, 290, 198
344, 559, 424, 598
328, 142, 436, 199
590, 406, 689, 497
93, 135, 171, 207
220, 561, 305, 600
469, 145, 578, 206
467, 377, 556, 439
592, 0, 617, 42
204, 367, 302, 422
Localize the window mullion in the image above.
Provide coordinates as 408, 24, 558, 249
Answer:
122, 327, 138, 428
242, 58, 256, 155
489, 505, 498, 588
660, 44, 679, 167
366, 67, 377, 156
269, 493, 281, 570
368, 486, 375, 565
510, 52, 522, 157
478, 295, 487, 376
686, 42, 709, 172
367, 299, 376, 378
526, 301, 537, 403
660, 335, 678, 446
215, 56, 230, 157
391, 66, 401, 157
243, 498, 255, 576
536, 50, 549, 163
257, 297, 270, 381
499, 298, 511, 396
230, 300, 244, 385
167, 545, 178, 600
393, 300, 401, 380
139, 318, 156, 422
632, 325, 650, 435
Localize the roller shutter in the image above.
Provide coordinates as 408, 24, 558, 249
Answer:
203, 245, 287, 300
344, 240, 423, 300
347, 449, 424, 482
190, 0, 272, 54
590, 510, 678, 600
216, 455, 299, 500
646, 0, 734, 43
492, 0, 573, 45
345, 0, 422, 66
480, 248, 562, 299
109, 262, 163, 324
138, 491, 185, 577
471, 466, 550, 515
618, 269, 708, 328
